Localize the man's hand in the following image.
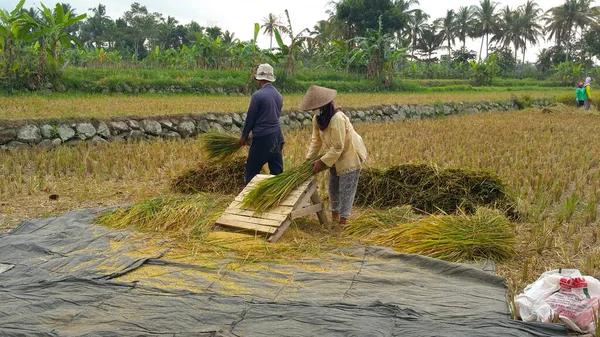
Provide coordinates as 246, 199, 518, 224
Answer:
312, 159, 326, 174
238, 137, 246, 147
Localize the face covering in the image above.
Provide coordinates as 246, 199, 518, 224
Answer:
316, 102, 337, 131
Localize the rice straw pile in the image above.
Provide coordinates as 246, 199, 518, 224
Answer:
355, 164, 514, 215
200, 132, 247, 162
97, 194, 229, 241
371, 207, 516, 262
241, 160, 315, 212
171, 157, 247, 194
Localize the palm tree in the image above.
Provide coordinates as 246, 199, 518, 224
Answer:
474, 0, 498, 61
519, 0, 544, 64
544, 0, 598, 62
261, 13, 283, 49
221, 30, 237, 44
185, 21, 204, 44
407, 9, 429, 58
395, 0, 420, 42
205, 26, 222, 41
456, 6, 475, 49
83, 4, 111, 48
536, 48, 553, 72
416, 24, 444, 63
492, 6, 524, 62
310, 20, 330, 46
158, 15, 178, 49
436, 10, 456, 58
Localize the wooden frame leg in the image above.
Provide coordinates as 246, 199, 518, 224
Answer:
310, 190, 328, 225
267, 218, 292, 243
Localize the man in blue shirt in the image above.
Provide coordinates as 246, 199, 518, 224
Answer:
239, 64, 284, 184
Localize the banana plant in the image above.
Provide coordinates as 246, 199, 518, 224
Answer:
320, 39, 350, 71
272, 10, 310, 74
20, 2, 86, 77
237, 23, 263, 84
0, 0, 26, 75
350, 16, 407, 79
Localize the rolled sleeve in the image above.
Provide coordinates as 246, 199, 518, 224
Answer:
306, 116, 322, 160
320, 117, 345, 167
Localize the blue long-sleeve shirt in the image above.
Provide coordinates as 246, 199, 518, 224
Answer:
241, 84, 283, 141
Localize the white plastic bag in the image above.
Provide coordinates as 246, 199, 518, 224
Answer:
515, 269, 600, 333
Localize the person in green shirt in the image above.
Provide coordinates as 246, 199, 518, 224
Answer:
576, 82, 586, 107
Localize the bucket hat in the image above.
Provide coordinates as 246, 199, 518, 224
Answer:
255, 64, 276, 82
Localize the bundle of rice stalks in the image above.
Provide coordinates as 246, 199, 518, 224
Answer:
97, 194, 229, 241
171, 157, 246, 195
200, 132, 247, 162
241, 161, 314, 212
345, 205, 418, 238
371, 208, 516, 262
355, 164, 514, 215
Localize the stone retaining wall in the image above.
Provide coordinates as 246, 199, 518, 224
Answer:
0, 99, 550, 150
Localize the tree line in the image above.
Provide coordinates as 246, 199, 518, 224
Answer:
1, 0, 600, 89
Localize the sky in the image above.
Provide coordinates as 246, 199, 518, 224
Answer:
1, 0, 573, 61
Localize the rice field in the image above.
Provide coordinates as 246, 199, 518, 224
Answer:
2, 105, 600, 297
0, 90, 566, 120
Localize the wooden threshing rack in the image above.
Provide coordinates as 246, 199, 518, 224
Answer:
215, 174, 327, 242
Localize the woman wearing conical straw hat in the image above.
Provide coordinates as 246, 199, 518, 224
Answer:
299, 85, 367, 232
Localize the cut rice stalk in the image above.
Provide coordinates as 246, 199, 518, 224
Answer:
200, 132, 248, 162
97, 194, 229, 241
371, 207, 516, 262
345, 205, 417, 238
241, 160, 316, 212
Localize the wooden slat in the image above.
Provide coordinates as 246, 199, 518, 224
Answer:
291, 181, 317, 208
233, 184, 307, 203
216, 217, 278, 234
280, 183, 313, 206
224, 208, 289, 221
291, 204, 323, 219
228, 201, 293, 215
218, 213, 281, 228
268, 219, 292, 243
233, 180, 314, 207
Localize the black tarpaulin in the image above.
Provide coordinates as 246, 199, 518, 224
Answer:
0, 209, 566, 336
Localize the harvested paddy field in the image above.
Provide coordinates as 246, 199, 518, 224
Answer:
0, 90, 566, 120
2, 105, 600, 299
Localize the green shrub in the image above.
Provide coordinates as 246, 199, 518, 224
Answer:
512, 94, 535, 109
0, 66, 574, 95
555, 93, 577, 106
389, 78, 423, 91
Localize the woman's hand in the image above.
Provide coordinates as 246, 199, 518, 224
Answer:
238, 137, 246, 147
312, 159, 326, 174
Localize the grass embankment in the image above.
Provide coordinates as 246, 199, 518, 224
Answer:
0, 90, 568, 121
2, 106, 600, 297
53, 67, 568, 95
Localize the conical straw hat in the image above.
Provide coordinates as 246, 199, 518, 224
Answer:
298, 85, 337, 111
